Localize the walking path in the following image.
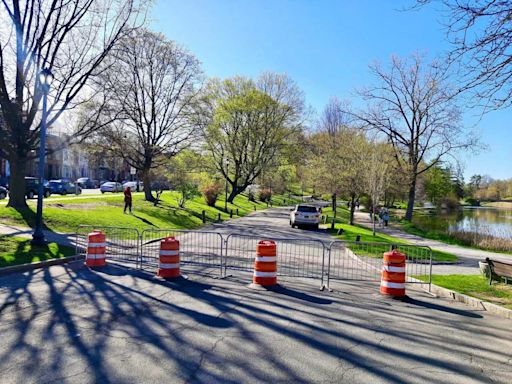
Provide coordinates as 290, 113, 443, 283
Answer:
354, 211, 511, 275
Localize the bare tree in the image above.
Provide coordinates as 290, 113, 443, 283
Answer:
200, 73, 305, 202
347, 54, 476, 221
99, 29, 203, 202
416, 1, 512, 111
0, 0, 146, 207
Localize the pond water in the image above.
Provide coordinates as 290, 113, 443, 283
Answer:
412, 207, 512, 239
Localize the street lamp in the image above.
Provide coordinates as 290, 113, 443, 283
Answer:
224, 158, 230, 213
31, 68, 53, 245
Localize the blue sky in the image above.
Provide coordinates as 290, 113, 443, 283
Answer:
151, 0, 511, 180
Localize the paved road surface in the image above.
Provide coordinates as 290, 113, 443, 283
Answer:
0, 262, 511, 383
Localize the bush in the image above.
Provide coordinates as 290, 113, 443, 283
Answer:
440, 196, 460, 211
201, 183, 222, 207
465, 197, 480, 206
258, 188, 272, 202
248, 190, 256, 202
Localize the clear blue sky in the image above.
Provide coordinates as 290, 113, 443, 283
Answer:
151, 0, 511, 181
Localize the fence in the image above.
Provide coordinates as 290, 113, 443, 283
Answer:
140, 229, 224, 277
224, 234, 328, 287
326, 241, 433, 290
76, 225, 140, 266
75, 227, 432, 290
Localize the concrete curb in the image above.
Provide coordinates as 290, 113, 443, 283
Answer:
0, 254, 85, 276
417, 282, 512, 320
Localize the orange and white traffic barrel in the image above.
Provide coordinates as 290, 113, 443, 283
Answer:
380, 249, 406, 297
253, 240, 277, 286
158, 237, 180, 278
86, 230, 106, 267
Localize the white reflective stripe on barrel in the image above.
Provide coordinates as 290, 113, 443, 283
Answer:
88, 242, 106, 247
159, 263, 180, 269
380, 281, 405, 289
87, 251, 105, 255
86, 254, 106, 260
159, 250, 179, 256
255, 256, 277, 262
253, 271, 277, 277
383, 265, 406, 273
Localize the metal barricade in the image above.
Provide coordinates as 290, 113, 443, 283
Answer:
327, 241, 432, 290
76, 225, 141, 267
224, 234, 328, 287
140, 229, 224, 277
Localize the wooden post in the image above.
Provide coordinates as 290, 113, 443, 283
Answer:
230, 209, 233, 218
217, 213, 221, 222
236, 208, 239, 215
202, 210, 206, 223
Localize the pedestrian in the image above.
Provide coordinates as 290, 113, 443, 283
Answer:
123, 186, 132, 214
378, 208, 384, 227
355, 200, 360, 211
383, 208, 390, 227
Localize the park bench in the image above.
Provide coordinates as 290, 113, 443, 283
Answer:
485, 258, 512, 285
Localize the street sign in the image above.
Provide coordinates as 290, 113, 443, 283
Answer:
130, 167, 136, 175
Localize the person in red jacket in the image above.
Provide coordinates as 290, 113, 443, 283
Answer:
123, 187, 132, 214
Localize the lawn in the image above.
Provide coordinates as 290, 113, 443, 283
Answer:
0, 191, 302, 233
0, 235, 76, 267
321, 206, 458, 262
416, 274, 512, 310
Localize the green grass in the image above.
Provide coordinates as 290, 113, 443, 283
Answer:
321, 206, 457, 262
416, 274, 512, 310
0, 235, 76, 267
0, 191, 301, 233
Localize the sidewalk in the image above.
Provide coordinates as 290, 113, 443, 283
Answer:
354, 210, 511, 275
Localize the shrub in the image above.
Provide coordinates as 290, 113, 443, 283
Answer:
259, 188, 272, 202
248, 190, 256, 202
201, 183, 222, 207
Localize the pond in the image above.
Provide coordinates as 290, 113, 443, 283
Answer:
412, 207, 512, 240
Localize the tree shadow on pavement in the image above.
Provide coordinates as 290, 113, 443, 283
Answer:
0, 262, 508, 384
401, 296, 483, 318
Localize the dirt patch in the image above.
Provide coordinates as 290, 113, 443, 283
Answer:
47, 202, 112, 210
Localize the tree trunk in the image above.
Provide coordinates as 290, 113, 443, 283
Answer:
6, 155, 28, 208
349, 193, 356, 225
405, 178, 417, 221
227, 186, 242, 203
332, 193, 337, 215
142, 171, 155, 202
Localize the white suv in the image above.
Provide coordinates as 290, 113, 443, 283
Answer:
290, 205, 321, 229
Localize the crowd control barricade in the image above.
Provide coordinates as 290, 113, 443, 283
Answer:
140, 229, 224, 277
224, 234, 328, 288
326, 241, 432, 291
76, 225, 141, 267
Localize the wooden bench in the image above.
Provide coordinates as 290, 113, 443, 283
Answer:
485, 258, 512, 285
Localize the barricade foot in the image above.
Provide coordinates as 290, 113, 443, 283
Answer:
247, 283, 284, 291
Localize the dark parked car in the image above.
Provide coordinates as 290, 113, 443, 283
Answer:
25, 177, 51, 199
49, 180, 82, 195
0, 186, 7, 200
76, 177, 97, 189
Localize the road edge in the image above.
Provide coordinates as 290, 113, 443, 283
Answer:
417, 282, 512, 320
0, 254, 85, 276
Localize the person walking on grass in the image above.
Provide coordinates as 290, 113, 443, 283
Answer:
124, 186, 132, 214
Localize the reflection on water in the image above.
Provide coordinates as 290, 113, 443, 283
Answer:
412, 207, 512, 239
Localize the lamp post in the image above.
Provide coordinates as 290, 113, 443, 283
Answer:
31, 68, 53, 245
224, 158, 230, 212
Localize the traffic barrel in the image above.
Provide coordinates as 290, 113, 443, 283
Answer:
158, 237, 180, 278
252, 240, 277, 286
380, 249, 406, 297
86, 230, 106, 267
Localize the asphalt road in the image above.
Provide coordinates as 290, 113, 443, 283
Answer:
1, 207, 512, 383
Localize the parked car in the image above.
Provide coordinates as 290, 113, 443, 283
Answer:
25, 177, 51, 199
49, 180, 82, 195
100, 182, 123, 193
122, 181, 144, 191
76, 177, 97, 189
290, 204, 321, 229
0, 186, 7, 199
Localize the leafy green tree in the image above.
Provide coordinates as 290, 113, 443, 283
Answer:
199, 74, 305, 202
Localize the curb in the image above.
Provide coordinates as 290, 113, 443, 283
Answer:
0, 254, 85, 276
417, 282, 512, 320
